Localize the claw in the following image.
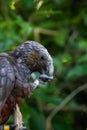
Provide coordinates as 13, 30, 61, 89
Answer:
19, 126, 26, 130
10, 124, 17, 130
0, 124, 17, 130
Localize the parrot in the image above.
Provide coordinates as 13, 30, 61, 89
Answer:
0, 41, 54, 130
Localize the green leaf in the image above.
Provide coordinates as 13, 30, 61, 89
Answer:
78, 39, 87, 50
77, 54, 87, 63
20, 100, 30, 126
29, 107, 45, 130
34, 89, 61, 105
54, 28, 68, 46
66, 65, 87, 80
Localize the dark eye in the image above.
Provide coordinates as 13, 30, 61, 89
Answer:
40, 55, 44, 60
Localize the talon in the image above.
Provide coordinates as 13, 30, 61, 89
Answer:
19, 126, 26, 130
10, 124, 17, 130
0, 124, 17, 130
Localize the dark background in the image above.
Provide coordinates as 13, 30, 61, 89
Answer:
1, 0, 87, 130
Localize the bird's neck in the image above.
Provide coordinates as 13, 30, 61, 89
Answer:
8, 52, 31, 82
16, 62, 31, 82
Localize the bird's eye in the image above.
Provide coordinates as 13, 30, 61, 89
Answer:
40, 55, 44, 60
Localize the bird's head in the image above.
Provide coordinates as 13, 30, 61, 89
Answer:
13, 41, 54, 82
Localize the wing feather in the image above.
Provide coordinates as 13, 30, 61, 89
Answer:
0, 57, 15, 111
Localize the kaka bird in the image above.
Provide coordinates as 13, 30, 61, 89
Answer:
0, 41, 54, 129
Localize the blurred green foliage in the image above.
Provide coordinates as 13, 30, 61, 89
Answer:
1, 0, 87, 130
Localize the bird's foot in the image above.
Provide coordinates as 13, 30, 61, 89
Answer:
10, 124, 17, 130
19, 126, 26, 130
0, 124, 17, 130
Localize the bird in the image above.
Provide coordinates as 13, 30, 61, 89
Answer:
0, 41, 54, 130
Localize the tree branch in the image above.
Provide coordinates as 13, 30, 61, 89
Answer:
14, 104, 23, 130
43, 105, 87, 112
46, 83, 87, 130
34, 27, 57, 42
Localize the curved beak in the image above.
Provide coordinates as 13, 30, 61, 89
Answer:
46, 62, 54, 77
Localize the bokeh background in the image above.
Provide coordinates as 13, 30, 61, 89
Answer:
1, 0, 87, 130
